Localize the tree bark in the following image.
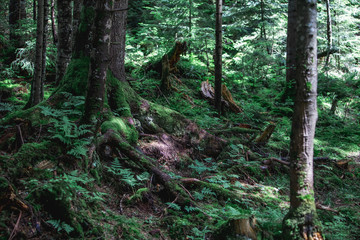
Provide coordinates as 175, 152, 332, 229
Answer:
283, 0, 322, 239
281, 0, 297, 103
83, 0, 112, 123
9, 0, 26, 50
33, 0, 36, 21
55, 0, 72, 84
214, 0, 223, 115
72, 0, 83, 52
50, 0, 57, 45
324, 0, 332, 67
25, 0, 48, 109
109, 0, 128, 82
73, 0, 96, 58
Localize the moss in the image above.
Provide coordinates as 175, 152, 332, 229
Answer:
101, 117, 139, 145
56, 57, 90, 96
107, 72, 141, 115
78, 6, 96, 33
14, 141, 57, 165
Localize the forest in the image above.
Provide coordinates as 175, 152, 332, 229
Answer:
0, 0, 359, 239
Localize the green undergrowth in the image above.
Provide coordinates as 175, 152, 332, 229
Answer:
0, 57, 359, 239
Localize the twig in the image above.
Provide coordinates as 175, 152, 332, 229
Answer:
178, 183, 195, 201
119, 194, 127, 215
269, 157, 290, 166
36, 124, 42, 142
16, 125, 24, 145
8, 210, 22, 240
156, 86, 171, 105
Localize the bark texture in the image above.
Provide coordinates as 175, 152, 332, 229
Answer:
83, 0, 112, 123
214, 0, 223, 115
55, 0, 73, 84
73, 0, 96, 58
72, 0, 83, 51
109, 0, 128, 82
25, 0, 48, 109
324, 0, 332, 66
283, 0, 322, 239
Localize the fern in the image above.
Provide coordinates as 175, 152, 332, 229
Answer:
47, 219, 74, 234
0, 102, 15, 112
166, 202, 181, 211
106, 158, 139, 187
201, 187, 216, 197
48, 116, 91, 159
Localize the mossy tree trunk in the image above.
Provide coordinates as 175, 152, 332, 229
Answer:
25, 0, 48, 109
55, 0, 72, 85
82, 0, 112, 124
282, 0, 322, 239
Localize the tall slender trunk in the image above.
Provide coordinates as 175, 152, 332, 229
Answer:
25, 0, 48, 109
324, 0, 332, 67
214, 0, 223, 115
109, 0, 128, 82
50, 0, 57, 45
281, 0, 297, 103
283, 0, 322, 239
55, 0, 72, 84
9, 0, 26, 50
72, 0, 83, 52
83, 0, 112, 123
33, 0, 36, 21
188, 0, 192, 55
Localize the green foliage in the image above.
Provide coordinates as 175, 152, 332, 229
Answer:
105, 158, 141, 187
47, 219, 74, 234
48, 116, 91, 159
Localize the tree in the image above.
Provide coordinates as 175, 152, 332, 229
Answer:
214, 0, 223, 115
281, 0, 297, 102
109, 0, 128, 82
9, 0, 26, 51
324, 0, 332, 67
55, 0, 72, 84
282, 0, 322, 239
25, 0, 48, 109
83, 0, 112, 123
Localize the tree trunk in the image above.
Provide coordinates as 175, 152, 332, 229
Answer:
73, 0, 95, 58
109, 0, 128, 82
25, 0, 48, 109
281, 0, 297, 103
324, 0, 332, 67
72, 0, 83, 52
55, 0, 72, 85
83, 0, 112, 123
50, 0, 57, 45
9, 0, 20, 46
214, 0, 223, 115
33, 0, 36, 21
188, 0, 192, 55
283, 0, 322, 239
9, 0, 26, 51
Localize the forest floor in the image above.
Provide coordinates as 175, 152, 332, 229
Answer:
0, 66, 359, 239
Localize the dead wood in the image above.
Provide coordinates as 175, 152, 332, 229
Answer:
316, 203, 339, 214
255, 123, 276, 144
200, 80, 242, 113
